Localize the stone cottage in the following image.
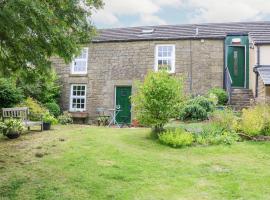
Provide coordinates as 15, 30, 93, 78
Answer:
52, 21, 270, 124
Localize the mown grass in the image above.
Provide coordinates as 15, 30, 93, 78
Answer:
0, 125, 270, 200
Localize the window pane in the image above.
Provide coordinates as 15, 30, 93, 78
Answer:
163, 51, 168, 57
74, 60, 87, 72
76, 48, 88, 59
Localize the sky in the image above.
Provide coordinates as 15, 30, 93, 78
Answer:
92, 0, 270, 28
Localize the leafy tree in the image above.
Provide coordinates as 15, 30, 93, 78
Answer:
15, 68, 61, 104
0, 0, 103, 75
132, 71, 185, 133
0, 78, 24, 108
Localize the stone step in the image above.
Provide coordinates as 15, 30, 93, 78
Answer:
230, 88, 254, 111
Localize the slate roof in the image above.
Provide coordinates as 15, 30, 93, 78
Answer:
93, 21, 270, 44
257, 67, 270, 85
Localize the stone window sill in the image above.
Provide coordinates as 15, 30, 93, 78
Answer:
69, 74, 88, 78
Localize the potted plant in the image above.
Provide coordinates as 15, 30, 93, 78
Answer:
42, 112, 58, 130
132, 119, 140, 127
0, 118, 24, 139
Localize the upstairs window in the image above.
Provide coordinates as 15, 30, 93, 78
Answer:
71, 48, 88, 74
70, 84, 87, 112
155, 45, 175, 73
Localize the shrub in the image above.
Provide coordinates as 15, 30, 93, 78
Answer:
240, 105, 270, 136
43, 112, 58, 125
208, 93, 218, 106
189, 96, 214, 112
210, 108, 237, 131
208, 87, 228, 105
159, 129, 194, 148
179, 104, 208, 121
18, 97, 47, 121
0, 78, 24, 109
17, 69, 61, 104
195, 124, 239, 145
45, 102, 61, 117
132, 71, 185, 133
58, 111, 73, 125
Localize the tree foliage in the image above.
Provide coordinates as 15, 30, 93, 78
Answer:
0, 0, 103, 74
0, 78, 24, 109
15, 68, 61, 104
132, 71, 185, 132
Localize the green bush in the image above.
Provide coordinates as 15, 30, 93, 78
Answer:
0, 78, 24, 109
179, 104, 208, 121
45, 102, 61, 117
189, 96, 214, 112
159, 129, 194, 148
132, 71, 185, 133
208, 87, 228, 105
58, 111, 73, 125
18, 97, 47, 121
240, 105, 270, 136
195, 124, 239, 145
17, 69, 61, 104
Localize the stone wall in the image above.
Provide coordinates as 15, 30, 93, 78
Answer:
256, 76, 270, 104
52, 39, 224, 123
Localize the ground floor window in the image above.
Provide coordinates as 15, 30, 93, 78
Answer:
70, 84, 86, 112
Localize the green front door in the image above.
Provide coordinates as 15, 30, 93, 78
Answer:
227, 46, 245, 87
116, 86, 132, 124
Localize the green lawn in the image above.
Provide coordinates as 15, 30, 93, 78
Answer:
1, 125, 270, 200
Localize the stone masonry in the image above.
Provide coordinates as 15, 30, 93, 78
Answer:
52, 39, 224, 123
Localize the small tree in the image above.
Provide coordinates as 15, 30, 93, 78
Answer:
132, 71, 185, 133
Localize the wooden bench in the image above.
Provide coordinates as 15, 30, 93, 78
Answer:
2, 107, 43, 131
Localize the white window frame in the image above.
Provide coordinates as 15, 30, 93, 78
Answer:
70, 47, 89, 74
69, 84, 87, 112
155, 44, 176, 73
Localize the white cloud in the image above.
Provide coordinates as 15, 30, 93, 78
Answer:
92, 0, 182, 27
186, 0, 270, 23
92, 0, 270, 27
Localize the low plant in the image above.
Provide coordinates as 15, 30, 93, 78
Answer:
240, 105, 270, 136
42, 112, 58, 125
189, 96, 214, 112
194, 124, 239, 145
208, 87, 228, 105
58, 111, 73, 125
44, 102, 61, 117
0, 118, 24, 138
210, 108, 237, 131
158, 128, 194, 148
18, 97, 47, 121
179, 104, 208, 121
97, 116, 109, 126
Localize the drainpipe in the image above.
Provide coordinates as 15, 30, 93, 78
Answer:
189, 40, 193, 93
223, 40, 226, 89
255, 45, 260, 98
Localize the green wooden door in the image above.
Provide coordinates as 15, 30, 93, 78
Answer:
227, 46, 245, 87
116, 86, 132, 124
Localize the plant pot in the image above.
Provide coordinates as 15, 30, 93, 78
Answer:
43, 122, 51, 131
132, 119, 140, 127
6, 131, 21, 139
